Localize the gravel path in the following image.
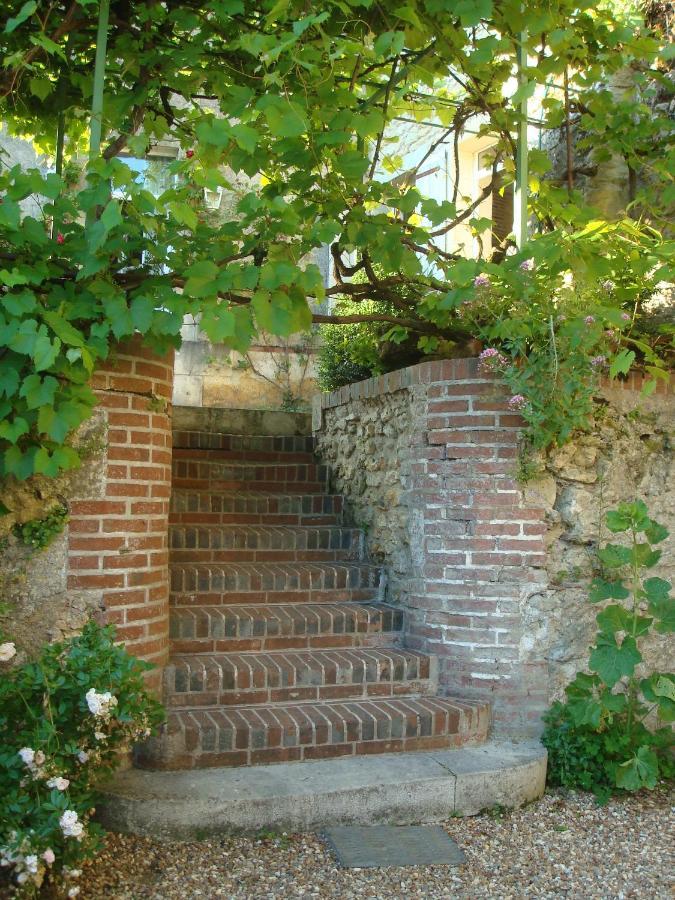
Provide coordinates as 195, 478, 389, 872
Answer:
75, 788, 672, 899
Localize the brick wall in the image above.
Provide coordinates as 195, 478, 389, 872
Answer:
67, 337, 174, 687
314, 358, 545, 734
315, 360, 672, 736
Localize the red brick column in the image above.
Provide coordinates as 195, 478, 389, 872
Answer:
410, 358, 549, 735
67, 337, 173, 688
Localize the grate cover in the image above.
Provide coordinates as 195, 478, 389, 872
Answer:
323, 825, 465, 868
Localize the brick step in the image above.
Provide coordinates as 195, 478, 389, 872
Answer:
173, 447, 317, 465
169, 525, 364, 564
172, 458, 328, 494
173, 431, 314, 455
164, 648, 437, 708
170, 491, 346, 527
169, 602, 402, 653
135, 696, 491, 769
170, 561, 381, 605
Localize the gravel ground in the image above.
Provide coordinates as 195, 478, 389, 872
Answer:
70, 788, 673, 899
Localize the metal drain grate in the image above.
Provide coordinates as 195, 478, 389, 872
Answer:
323, 825, 465, 868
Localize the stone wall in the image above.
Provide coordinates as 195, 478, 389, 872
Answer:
314, 360, 673, 736
527, 381, 674, 700
1, 338, 174, 690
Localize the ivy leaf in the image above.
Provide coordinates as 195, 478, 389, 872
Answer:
33, 330, 61, 371
0, 198, 21, 230
454, 0, 492, 27
230, 124, 259, 154
589, 633, 641, 687
334, 150, 369, 181
609, 349, 636, 379
3, 445, 37, 480
168, 201, 198, 230
183, 260, 220, 297
0, 416, 29, 443
615, 746, 659, 791
5, 1, 37, 33
19, 374, 58, 410
199, 305, 236, 342
29, 76, 54, 100
130, 296, 157, 332
38, 402, 85, 443
100, 200, 123, 232
41, 311, 85, 347
0, 366, 20, 399
263, 100, 307, 138
589, 577, 630, 603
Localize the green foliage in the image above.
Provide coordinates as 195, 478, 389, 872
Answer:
13, 503, 68, 551
0, 621, 164, 896
317, 300, 389, 391
542, 501, 675, 801
0, 1, 672, 477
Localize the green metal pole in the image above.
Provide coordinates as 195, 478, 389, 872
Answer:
514, 29, 528, 249
89, 0, 110, 161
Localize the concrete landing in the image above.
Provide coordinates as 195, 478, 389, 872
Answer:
98, 741, 546, 840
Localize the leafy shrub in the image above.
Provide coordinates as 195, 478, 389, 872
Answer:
317, 299, 386, 392
0, 622, 164, 896
13, 504, 69, 552
542, 501, 674, 802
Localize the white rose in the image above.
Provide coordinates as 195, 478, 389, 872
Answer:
47, 777, 70, 791
24, 855, 38, 874
59, 810, 84, 838
42, 849, 55, 866
68, 888, 80, 898
18, 748, 35, 767
0, 642, 16, 662
77, 750, 89, 763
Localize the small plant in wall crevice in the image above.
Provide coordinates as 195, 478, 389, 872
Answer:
542, 500, 674, 802
13, 504, 69, 552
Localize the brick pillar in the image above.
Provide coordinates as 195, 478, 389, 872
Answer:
67, 337, 173, 689
406, 358, 549, 735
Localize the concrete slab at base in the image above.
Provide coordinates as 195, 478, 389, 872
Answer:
98, 741, 546, 840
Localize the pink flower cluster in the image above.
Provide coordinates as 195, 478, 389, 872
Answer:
508, 394, 528, 411
478, 348, 508, 373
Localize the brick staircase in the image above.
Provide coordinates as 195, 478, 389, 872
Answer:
136, 426, 490, 770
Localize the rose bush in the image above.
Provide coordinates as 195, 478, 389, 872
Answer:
0, 622, 164, 897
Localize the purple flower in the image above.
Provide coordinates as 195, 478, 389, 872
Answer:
584, 315, 595, 325
508, 394, 528, 411
478, 348, 508, 373
519, 258, 535, 272
474, 273, 490, 288
590, 355, 607, 368
621, 312, 631, 321
601, 279, 615, 292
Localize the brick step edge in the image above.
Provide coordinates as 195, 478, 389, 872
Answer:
172, 431, 315, 454
99, 741, 547, 837
134, 697, 491, 769
164, 648, 438, 707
